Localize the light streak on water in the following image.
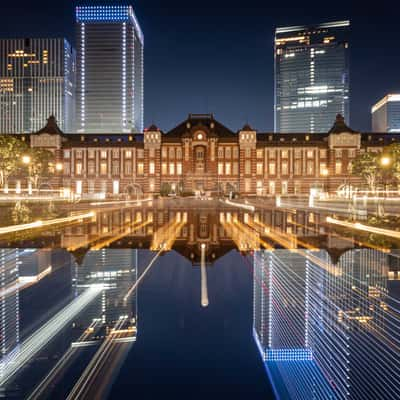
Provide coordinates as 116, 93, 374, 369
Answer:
0, 285, 103, 386
0, 212, 95, 237
200, 244, 209, 308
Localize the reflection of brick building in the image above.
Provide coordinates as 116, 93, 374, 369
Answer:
9, 113, 397, 196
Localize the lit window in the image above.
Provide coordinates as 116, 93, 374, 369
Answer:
177, 163, 182, 175
101, 150, 107, 159
149, 162, 155, 175
269, 181, 275, 195
269, 149, 275, 158
124, 162, 132, 175
307, 150, 314, 158
269, 162, 276, 175
112, 149, 119, 158
169, 163, 175, 175
64, 150, 70, 159
63, 163, 70, 175
162, 163, 167, 175
125, 150, 132, 159
218, 163, 224, 175
335, 161, 342, 175
294, 160, 302, 175
307, 161, 314, 175
281, 150, 289, 159
256, 163, 263, 175
162, 148, 167, 158
112, 161, 119, 175
320, 162, 327, 176
281, 161, 289, 175
225, 162, 231, 175
137, 163, 144, 175
88, 149, 95, 159
257, 149, 263, 159
100, 162, 107, 175
88, 161, 95, 175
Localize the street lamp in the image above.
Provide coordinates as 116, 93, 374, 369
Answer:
22, 155, 32, 195
380, 156, 391, 167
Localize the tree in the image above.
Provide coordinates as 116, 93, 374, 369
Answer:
25, 148, 55, 190
0, 135, 28, 189
351, 152, 382, 192
386, 143, 400, 183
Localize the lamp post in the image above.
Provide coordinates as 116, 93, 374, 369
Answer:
378, 155, 392, 217
22, 155, 32, 195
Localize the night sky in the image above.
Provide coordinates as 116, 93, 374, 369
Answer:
1, 0, 400, 132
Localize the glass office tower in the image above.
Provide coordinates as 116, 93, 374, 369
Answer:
274, 21, 350, 133
76, 5, 144, 134
372, 94, 400, 132
0, 38, 75, 133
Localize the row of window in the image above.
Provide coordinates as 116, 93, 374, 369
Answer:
216, 161, 345, 176
64, 149, 143, 160
66, 159, 347, 177
64, 147, 356, 162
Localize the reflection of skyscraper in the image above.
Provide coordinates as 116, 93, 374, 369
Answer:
275, 21, 350, 133
0, 38, 75, 133
76, 5, 144, 133
78, 249, 137, 333
0, 249, 20, 368
254, 248, 400, 400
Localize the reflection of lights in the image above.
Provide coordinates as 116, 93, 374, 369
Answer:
22, 155, 31, 164
326, 216, 400, 240
222, 199, 255, 212
0, 212, 95, 236
55, 162, 63, 171
0, 286, 103, 386
200, 243, 209, 308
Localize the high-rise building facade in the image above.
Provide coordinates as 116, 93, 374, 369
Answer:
76, 5, 144, 134
274, 21, 350, 133
372, 94, 400, 132
0, 38, 75, 133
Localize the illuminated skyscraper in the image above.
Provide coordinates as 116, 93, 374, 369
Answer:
76, 5, 144, 134
274, 21, 350, 133
372, 94, 400, 132
0, 249, 20, 378
0, 38, 75, 133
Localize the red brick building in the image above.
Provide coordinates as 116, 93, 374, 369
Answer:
9, 113, 398, 197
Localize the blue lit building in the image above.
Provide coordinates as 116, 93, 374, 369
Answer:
274, 21, 350, 133
0, 38, 75, 133
253, 248, 400, 400
76, 5, 144, 134
372, 94, 400, 132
